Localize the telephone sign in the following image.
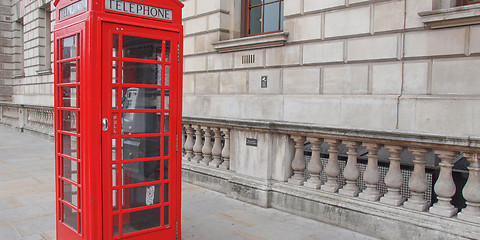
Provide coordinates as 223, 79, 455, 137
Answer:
53, 0, 183, 239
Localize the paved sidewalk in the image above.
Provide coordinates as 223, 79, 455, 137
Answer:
0, 125, 378, 240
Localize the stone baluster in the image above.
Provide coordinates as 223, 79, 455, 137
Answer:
404, 148, 429, 211
183, 124, 194, 161
321, 139, 341, 192
201, 127, 213, 166
288, 136, 306, 186
429, 150, 458, 217
339, 141, 361, 196
192, 125, 204, 163
458, 153, 480, 223
304, 137, 323, 189
219, 128, 230, 170
380, 145, 405, 206
209, 127, 223, 168
359, 143, 383, 201
182, 126, 186, 156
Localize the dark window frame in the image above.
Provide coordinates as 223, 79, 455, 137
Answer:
241, 0, 284, 37
464, 0, 480, 5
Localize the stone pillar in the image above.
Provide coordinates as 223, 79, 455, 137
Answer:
184, 124, 194, 161
321, 139, 341, 192
304, 137, 323, 189
209, 127, 223, 168
404, 148, 429, 211
339, 141, 361, 196
380, 145, 405, 206
200, 127, 213, 166
359, 143, 382, 201
457, 153, 480, 223
219, 128, 230, 170
429, 150, 458, 217
288, 135, 306, 186
192, 125, 204, 163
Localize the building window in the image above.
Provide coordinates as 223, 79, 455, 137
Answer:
464, 0, 480, 5
243, 0, 284, 36
39, 4, 52, 73
14, 18, 24, 77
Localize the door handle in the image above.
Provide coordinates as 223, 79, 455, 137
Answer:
102, 118, 109, 131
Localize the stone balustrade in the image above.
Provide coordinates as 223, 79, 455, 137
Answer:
182, 122, 231, 170
0, 103, 54, 139
181, 116, 480, 240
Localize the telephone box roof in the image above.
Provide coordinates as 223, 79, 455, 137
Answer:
54, 0, 184, 8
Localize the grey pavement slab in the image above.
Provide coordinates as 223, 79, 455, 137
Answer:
0, 126, 378, 240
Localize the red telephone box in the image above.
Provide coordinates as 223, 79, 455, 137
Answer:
53, 0, 183, 239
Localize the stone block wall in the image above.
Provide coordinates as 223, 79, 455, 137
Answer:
182, 0, 480, 137
5, 0, 54, 106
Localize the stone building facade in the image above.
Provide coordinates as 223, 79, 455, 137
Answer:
1, 0, 480, 239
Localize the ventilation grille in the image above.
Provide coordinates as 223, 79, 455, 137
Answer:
242, 54, 255, 64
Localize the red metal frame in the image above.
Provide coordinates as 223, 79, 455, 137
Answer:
53, 0, 183, 239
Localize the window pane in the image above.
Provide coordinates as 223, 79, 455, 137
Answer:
123, 62, 162, 85
122, 207, 160, 234
122, 112, 161, 134
164, 159, 169, 180
62, 135, 78, 158
61, 87, 77, 108
122, 184, 160, 209
112, 34, 119, 57
63, 181, 78, 207
164, 183, 169, 203
62, 111, 77, 133
123, 35, 162, 60
164, 205, 169, 225
112, 61, 119, 83
164, 136, 169, 156
163, 113, 169, 133
122, 160, 161, 184
249, 0, 262, 6
164, 89, 170, 110
165, 41, 171, 62
280, 1, 284, 30
63, 158, 78, 183
61, 36, 76, 59
165, 65, 170, 86
61, 61, 77, 83
122, 137, 161, 160
63, 203, 78, 231
249, 6, 262, 35
264, 2, 280, 33
122, 88, 161, 109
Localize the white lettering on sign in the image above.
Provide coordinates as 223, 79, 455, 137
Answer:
59, 0, 87, 19
146, 185, 155, 206
105, 0, 172, 21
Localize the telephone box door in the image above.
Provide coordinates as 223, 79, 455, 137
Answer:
101, 22, 180, 239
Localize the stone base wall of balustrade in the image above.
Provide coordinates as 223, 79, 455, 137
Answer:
182, 161, 478, 240
182, 116, 480, 240
0, 103, 54, 141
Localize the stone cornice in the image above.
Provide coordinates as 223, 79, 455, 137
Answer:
419, 4, 480, 29
212, 32, 289, 53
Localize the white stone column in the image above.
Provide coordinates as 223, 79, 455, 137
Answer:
429, 150, 458, 217
192, 125, 204, 163
380, 145, 405, 206
201, 127, 213, 166
359, 143, 383, 201
304, 137, 323, 189
219, 128, 230, 170
209, 127, 223, 168
404, 148, 429, 211
457, 153, 480, 223
184, 124, 194, 161
339, 141, 361, 196
321, 139, 341, 192
288, 135, 306, 186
